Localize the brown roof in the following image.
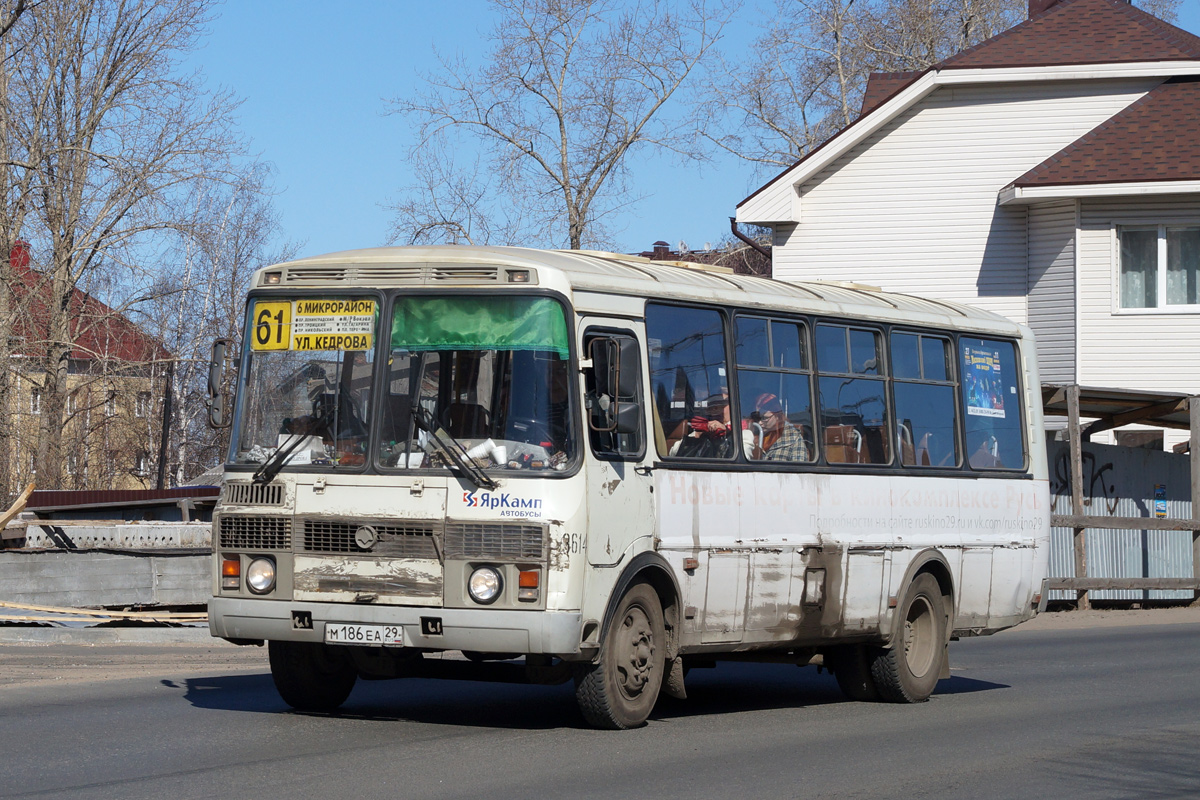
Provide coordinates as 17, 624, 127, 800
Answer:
940, 0, 1200, 69
860, 72, 922, 116
10, 264, 170, 363
1013, 77, 1200, 186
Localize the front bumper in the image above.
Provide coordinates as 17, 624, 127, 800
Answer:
209, 596, 583, 655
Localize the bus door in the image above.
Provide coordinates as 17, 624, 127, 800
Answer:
579, 321, 654, 568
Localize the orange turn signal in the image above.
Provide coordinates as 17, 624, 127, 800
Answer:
517, 569, 540, 603
221, 557, 240, 591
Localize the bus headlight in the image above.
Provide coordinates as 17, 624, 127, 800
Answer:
468, 566, 503, 605
246, 557, 276, 594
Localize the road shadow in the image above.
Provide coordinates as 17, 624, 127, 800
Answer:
179, 670, 580, 729
652, 661, 845, 721
177, 660, 1009, 729
934, 675, 1009, 694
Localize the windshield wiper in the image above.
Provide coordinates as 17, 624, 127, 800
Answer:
411, 406, 498, 491
252, 406, 335, 485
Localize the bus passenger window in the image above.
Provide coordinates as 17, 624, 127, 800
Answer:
735, 316, 814, 462
816, 324, 890, 465
892, 333, 959, 468
646, 304, 732, 460
960, 338, 1026, 470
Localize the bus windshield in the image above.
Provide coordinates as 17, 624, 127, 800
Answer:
376, 296, 574, 473
231, 296, 379, 469
229, 293, 575, 475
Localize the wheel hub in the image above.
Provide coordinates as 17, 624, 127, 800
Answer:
902, 596, 936, 678
616, 606, 655, 697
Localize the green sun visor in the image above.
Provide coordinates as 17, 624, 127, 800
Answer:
390, 296, 569, 358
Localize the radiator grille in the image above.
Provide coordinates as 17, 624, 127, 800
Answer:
302, 519, 439, 559
218, 515, 292, 550
443, 522, 546, 561
222, 482, 284, 506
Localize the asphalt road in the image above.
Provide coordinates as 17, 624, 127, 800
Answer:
1, 617, 1198, 800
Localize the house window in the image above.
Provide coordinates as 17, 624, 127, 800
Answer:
66, 453, 79, 476
30, 388, 41, 414
65, 393, 77, 417
134, 452, 149, 477
105, 391, 116, 417
135, 391, 152, 418
1119, 225, 1200, 309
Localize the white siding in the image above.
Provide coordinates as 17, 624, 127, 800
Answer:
741, 179, 795, 226
772, 79, 1157, 325
1077, 195, 1200, 393
1027, 200, 1077, 383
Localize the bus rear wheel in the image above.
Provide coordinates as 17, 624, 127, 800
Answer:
268, 640, 358, 711
827, 644, 880, 701
574, 582, 666, 729
870, 573, 947, 703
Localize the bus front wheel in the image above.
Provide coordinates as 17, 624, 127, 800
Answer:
268, 640, 357, 711
870, 573, 947, 703
574, 582, 666, 729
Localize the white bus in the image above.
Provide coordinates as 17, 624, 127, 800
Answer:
207, 246, 1050, 729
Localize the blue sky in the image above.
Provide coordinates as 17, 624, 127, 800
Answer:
190, 1, 1200, 260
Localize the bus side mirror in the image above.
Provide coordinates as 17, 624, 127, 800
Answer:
207, 338, 232, 429
588, 337, 641, 435
591, 337, 639, 399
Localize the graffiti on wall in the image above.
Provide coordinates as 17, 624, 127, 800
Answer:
1051, 450, 1119, 515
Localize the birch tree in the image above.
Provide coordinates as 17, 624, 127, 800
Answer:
148, 164, 294, 486
2, 0, 241, 489
391, 0, 733, 250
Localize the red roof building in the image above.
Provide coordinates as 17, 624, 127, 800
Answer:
8, 261, 169, 365
5, 251, 171, 493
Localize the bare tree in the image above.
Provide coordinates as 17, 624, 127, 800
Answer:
1135, 0, 1179, 23
0, 0, 37, 500
857, 0, 1024, 71
391, 0, 733, 250
147, 163, 294, 486
387, 135, 527, 247
704, 0, 1026, 172
0, 0, 242, 489
703, 0, 870, 169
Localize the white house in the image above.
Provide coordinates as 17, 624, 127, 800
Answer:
737, 0, 1200, 431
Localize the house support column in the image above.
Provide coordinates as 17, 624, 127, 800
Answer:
1191, 397, 1200, 607
1067, 385, 1089, 610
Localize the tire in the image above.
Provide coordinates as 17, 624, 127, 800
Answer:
870, 573, 948, 703
574, 582, 666, 729
268, 640, 358, 711
827, 644, 880, 702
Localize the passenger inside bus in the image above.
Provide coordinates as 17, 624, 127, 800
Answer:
752, 393, 811, 461
669, 390, 745, 459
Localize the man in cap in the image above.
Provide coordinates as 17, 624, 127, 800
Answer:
754, 393, 810, 462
